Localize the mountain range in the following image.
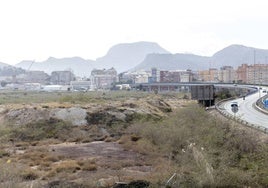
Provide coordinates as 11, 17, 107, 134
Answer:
17, 57, 95, 77
95, 42, 170, 72
11, 42, 268, 77
0, 62, 12, 68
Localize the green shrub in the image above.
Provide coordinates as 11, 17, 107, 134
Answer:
10, 118, 72, 141
125, 103, 268, 187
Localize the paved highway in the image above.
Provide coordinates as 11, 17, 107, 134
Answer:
222, 87, 268, 128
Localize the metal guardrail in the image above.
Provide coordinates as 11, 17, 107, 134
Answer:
255, 95, 268, 115
215, 90, 268, 134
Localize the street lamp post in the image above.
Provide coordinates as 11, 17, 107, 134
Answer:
259, 72, 262, 99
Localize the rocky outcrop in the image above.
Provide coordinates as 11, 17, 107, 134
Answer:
50, 107, 87, 126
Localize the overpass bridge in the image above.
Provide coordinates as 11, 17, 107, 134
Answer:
131, 82, 257, 92
130, 82, 258, 107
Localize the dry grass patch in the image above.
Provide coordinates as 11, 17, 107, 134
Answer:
20, 169, 39, 181
78, 158, 97, 171
43, 155, 61, 163
18, 151, 47, 166
120, 134, 159, 156
53, 160, 81, 173
15, 147, 65, 173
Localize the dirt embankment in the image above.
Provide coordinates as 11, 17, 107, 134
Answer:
1, 96, 189, 127
0, 95, 192, 187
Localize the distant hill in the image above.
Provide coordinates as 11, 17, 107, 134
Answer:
211, 44, 268, 68
133, 53, 210, 71
95, 41, 170, 73
133, 44, 268, 71
15, 42, 170, 76
0, 62, 12, 68
14, 43, 268, 77
16, 57, 95, 77
0, 62, 25, 77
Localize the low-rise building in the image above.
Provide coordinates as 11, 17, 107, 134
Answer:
119, 70, 150, 84
159, 70, 193, 83
70, 81, 92, 91
91, 68, 117, 89
51, 71, 75, 85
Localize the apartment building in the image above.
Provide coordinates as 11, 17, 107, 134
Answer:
91, 68, 117, 89
237, 64, 268, 84
236, 64, 248, 83
218, 66, 235, 83
159, 70, 193, 83
198, 68, 218, 82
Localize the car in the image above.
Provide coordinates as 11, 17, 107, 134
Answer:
231, 102, 238, 108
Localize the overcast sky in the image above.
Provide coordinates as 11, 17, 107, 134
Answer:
1, 0, 268, 65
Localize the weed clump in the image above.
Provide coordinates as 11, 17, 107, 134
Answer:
10, 118, 72, 142
124, 103, 268, 187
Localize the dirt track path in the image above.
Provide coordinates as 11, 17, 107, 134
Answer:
51, 141, 137, 158
50, 141, 146, 167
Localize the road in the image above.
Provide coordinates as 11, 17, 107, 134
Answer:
222, 87, 268, 129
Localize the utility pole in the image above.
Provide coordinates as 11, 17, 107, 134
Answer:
254, 49, 256, 85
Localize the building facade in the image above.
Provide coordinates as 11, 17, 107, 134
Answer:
50, 71, 75, 85
198, 68, 218, 82
91, 68, 117, 89
237, 64, 268, 84
159, 70, 193, 83
218, 66, 235, 83
20, 71, 50, 84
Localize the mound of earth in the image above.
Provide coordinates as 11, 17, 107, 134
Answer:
1, 96, 189, 127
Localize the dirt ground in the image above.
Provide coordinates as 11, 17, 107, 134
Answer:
0, 94, 190, 187
49, 141, 148, 168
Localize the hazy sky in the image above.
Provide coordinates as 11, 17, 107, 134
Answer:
1, 0, 268, 65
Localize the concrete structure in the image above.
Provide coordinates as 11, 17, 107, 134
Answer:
247, 64, 268, 84
160, 70, 193, 83
151, 68, 160, 83
198, 67, 235, 83
119, 70, 150, 84
17, 71, 50, 84
134, 74, 149, 83
218, 66, 235, 83
236, 64, 268, 84
115, 84, 131, 90
198, 68, 218, 82
91, 68, 117, 89
41, 85, 70, 91
180, 70, 193, 82
118, 72, 133, 84
236, 64, 248, 83
70, 81, 92, 91
160, 71, 180, 83
24, 83, 42, 90
51, 71, 75, 85
191, 85, 215, 106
